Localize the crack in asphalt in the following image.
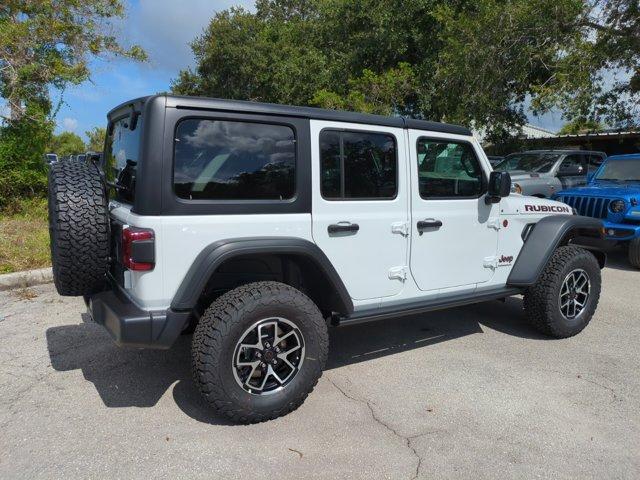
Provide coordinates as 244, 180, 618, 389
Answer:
544, 369, 620, 403
326, 374, 432, 480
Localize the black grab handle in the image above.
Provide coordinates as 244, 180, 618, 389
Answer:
328, 223, 360, 234
417, 220, 443, 234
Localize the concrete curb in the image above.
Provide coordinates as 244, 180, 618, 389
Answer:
0, 268, 53, 291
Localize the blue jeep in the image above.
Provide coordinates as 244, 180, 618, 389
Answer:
553, 153, 640, 268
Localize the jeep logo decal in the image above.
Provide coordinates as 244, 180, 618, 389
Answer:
499, 255, 513, 264
524, 204, 571, 213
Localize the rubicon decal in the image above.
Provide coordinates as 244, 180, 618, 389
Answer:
524, 204, 571, 213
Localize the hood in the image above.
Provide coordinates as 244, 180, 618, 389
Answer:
556, 181, 640, 199
509, 172, 547, 181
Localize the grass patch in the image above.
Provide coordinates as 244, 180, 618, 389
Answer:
0, 197, 50, 274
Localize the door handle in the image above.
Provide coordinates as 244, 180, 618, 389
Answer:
328, 223, 360, 234
417, 219, 442, 235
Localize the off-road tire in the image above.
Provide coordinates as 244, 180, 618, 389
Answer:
192, 281, 328, 424
628, 238, 640, 269
523, 246, 601, 338
48, 160, 110, 296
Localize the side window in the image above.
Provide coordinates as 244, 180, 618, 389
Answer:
173, 119, 296, 200
416, 139, 484, 198
588, 154, 604, 173
320, 130, 397, 200
559, 154, 585, 174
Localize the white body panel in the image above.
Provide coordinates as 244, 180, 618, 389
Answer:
112, 122, 573, 314
309, 120, 409, 301
110, 204, 312, 310
407, 130, 499, 292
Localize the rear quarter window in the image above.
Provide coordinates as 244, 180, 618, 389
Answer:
105, 116, 143, 204
173, 119, 296, 201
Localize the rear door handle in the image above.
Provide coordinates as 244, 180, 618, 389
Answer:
417, 219, 442, 234
328, 222, 360, 234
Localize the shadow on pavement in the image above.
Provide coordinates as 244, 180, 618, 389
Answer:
46, 297, 545, 425
602, 247, 636, 272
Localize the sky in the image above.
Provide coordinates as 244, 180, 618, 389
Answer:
52, 0, 254, 141
51, 0, 565, 141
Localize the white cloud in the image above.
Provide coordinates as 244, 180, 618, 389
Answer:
118, 0, 255, 73
62, 117, 79, 131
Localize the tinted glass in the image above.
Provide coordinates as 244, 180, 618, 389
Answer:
559, 154, 585, 173
495, 153, 559, 173
320, 131, 341, 198
105, 116, 143, 203
417, 139, 484, 198
174, 119, 296, 200
595, 160, 640, 182
320, 130, 397, 199
588, 154, 604, 172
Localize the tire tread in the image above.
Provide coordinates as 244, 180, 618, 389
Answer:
48, 160, 109, 296
523, 245, 600, 338
191, 281, 328, 424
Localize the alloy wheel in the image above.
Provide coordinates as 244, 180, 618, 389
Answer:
232, 317, 305, 395
559, 269, 590, 320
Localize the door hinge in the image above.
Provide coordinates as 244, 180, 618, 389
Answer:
483, 256, 497, 269
391, 221, 409, 236
487, 218, 501, 231
388, 266, 408, 281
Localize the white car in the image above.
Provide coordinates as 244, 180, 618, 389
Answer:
47, 95, 606, 423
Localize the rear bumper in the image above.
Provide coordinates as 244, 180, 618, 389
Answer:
602, 221, 640, 241
86, 284, 190, 349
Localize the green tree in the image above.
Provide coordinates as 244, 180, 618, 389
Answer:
173, 0, 639, 141
85, 126, 106, 152
0, 1, 144, 207
0, 0, 146, 121
49, 131, 85, 157
0, 101, 52, 207
558, 118, 604, 135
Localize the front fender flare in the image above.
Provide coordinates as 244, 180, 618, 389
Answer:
507, 215, 604, 287
170, 237, 354, 314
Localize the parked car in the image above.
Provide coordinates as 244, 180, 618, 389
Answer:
495, 150, 606, 198
486, 155, 504, 166
554, 153, 640, 268
43, 153, 58, 164
46, 95, 605, 423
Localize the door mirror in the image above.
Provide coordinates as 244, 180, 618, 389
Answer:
557, 164, 584, 176
485, 171, 511, 204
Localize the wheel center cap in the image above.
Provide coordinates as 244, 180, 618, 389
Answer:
262, 349, 275, 363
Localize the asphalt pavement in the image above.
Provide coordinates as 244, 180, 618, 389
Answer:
1, 250, 638, 479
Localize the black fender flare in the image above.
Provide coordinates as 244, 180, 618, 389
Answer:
170, 237, 354, 314
507, 215, 604, 287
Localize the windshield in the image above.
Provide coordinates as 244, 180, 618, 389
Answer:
495, 153, 560, 173
595, 160, 640, 182
104, 115, 143, 203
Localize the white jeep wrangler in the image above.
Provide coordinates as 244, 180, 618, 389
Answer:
47, 95, 605, 423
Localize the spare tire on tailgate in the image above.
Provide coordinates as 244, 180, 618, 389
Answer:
48, 160, 110, 296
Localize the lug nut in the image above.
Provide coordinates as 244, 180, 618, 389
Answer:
275, 347, 280, 353
260, 362, 266, 367
272, 359, 277, 365
256, 352, 262, 358
265, 342, 270, 348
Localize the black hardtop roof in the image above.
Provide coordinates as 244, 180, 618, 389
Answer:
108, 94, 472, 136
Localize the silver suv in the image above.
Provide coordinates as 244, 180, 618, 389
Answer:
495, 150, 606, 198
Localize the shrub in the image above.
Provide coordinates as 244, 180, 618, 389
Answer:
0, 106, 53, 209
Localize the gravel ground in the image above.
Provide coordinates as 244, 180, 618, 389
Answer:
1, 250, 638, 479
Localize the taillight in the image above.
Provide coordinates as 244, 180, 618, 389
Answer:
122, 227, 155, 271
